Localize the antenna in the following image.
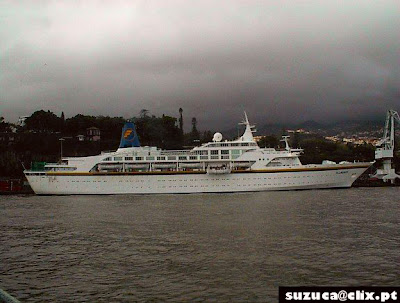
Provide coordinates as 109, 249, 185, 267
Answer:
19, 160, 26, 170
280, 135, 291, 151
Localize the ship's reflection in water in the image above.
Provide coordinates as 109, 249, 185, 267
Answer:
1, 188, 399, 302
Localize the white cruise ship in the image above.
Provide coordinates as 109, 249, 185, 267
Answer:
24, 114, 371, 195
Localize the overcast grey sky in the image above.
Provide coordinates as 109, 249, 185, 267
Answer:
1, 0, 399, 129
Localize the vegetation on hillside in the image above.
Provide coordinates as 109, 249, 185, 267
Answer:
0, 109, 210, 177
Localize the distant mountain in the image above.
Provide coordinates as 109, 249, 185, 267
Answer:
221, 118, 385, 138
256, 123, 290, 136
297, 120, 324, 130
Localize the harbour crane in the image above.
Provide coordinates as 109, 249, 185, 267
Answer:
371, 109, 400, 184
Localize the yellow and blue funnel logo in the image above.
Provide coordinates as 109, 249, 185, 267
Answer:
123, 129, 134, 140
119, 122, 140, 148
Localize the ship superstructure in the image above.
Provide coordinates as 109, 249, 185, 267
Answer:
24, 113, 371, 195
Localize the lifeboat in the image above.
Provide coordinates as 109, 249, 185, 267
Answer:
98, 164, 123, 170
206, 164, 231, 174
179, 162, 203, 168
231, 162, 252, 168
153, 163, 177, 169
125, 163, 149, 169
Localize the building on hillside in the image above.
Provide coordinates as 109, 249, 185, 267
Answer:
0, 132, 16, 145
17, 116, 29, 127
325, 136, 341, 142
86, 127, 101, 141
287, 129, 311, 134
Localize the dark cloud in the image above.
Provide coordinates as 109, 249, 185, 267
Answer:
0, 0, 399, 130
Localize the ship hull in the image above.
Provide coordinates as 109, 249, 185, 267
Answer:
25, 165, 369, 195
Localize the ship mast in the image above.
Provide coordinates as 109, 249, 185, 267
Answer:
237, 112, 256, 142
372, 109, 400, 184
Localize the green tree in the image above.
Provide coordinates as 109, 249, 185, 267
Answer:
190, 117, 200, 143
64, 114, 97, 135
60, 112, 65, 132
0, 151, 20, 177
291, 132, 299, 148
179, 108, 183, 133
0, 117, 11, 132
133, 114, 182, 149
95, 116, 125, 141
24, 110, 62, 133
258, 135, 279, 148
201, 130, 213, 143
140, 109, 149, 118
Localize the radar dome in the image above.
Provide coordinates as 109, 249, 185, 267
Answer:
213, 132, 223, 142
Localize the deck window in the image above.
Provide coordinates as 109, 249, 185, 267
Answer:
194, 150, 208, 155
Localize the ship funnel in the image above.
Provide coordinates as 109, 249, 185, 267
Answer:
119, 121, 140, 148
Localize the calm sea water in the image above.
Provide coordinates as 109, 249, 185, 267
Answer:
1, 188, 399, 302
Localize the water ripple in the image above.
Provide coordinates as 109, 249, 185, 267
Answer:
1, 188, 399, 302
